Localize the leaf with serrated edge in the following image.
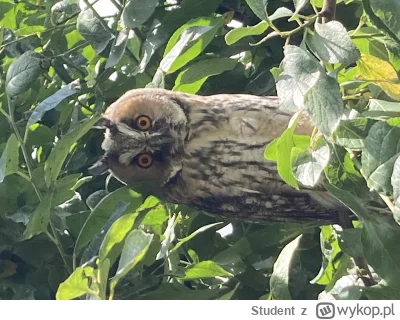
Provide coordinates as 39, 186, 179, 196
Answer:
277, 45, 323, 111
304, 74, 344, 136
307, 21, 360, 65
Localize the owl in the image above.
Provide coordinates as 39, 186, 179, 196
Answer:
94, 88, 346, 224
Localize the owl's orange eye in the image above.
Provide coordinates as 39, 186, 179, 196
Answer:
137, 153, 153, 168
136, 115, 151, 131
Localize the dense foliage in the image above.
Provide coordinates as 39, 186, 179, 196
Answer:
1, 0, 400, 300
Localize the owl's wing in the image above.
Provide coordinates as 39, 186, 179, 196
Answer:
163, 93, 344, 223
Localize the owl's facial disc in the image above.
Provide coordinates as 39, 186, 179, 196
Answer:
99, 90, 188, 193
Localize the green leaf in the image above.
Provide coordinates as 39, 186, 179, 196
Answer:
311, 226, 344, 287
44, 115, 100, 187
333, 118, 372, 150
363, 99, 400, 119
24, 190, 54, 239
391, 155, 400, 201
105, 29, 129, 69
276, 125, 299, 189
171, 222, 223, 254
80, 201, 130, 265
292, 140, 330, 187
74, 187, 143, 257
304, 74, 344, 136
6, 51, 50, 97
364, 281, 400, 299
180, 260, 233, 280
111, 229, 154, 287
276, 45, 324, 111
307, 21, 360, 65
161, 17, 223, 74
27, 80, 81, 127
336, 228, 363, 258
264, 137, 279, 161
351, 27, 389, 61
225, 21, 269, 45
270, 235, 306, 299
368, 0, 400, 43
361, 121, 400, 193
56, 266, 90, 300
323, 182, 373, 222
362, 215, 400, 289
77, 8, 113, 53
98, 197, 160, 267
0, 134, 19, 183
134, 0, 222, 75
173, 58, 237, 93
121, 0, 158, 29
245, 0, 268, 21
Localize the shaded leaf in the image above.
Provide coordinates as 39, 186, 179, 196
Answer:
6, 51, 50, 97
121, 0, 158, 29
74, 187, 142, 257
361, 121, 400, 193
27, 80, 81, 127
369, 0, 400, 43
362, 215, 400, 289
270, 235, 304, 300
44, 115, 100, 187
77, 8, 113, 53
333, 118, 372, 150
245, 0, 268, 21
105, 29, 129, 69
80, 201, 130, 265
24, 191, 54, 239
0, 134, 19, 183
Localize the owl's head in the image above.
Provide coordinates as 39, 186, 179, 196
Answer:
98, 88, 189, 193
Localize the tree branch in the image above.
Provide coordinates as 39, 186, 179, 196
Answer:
320, 0, 336, 23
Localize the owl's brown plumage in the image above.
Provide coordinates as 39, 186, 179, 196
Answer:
97, 88, 345, 224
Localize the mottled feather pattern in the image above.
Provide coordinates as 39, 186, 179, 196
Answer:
98, 88, 346, 224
